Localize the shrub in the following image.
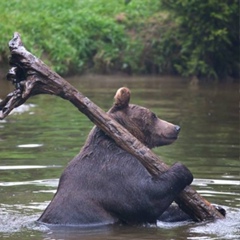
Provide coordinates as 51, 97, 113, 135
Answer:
160, 0, 239, 79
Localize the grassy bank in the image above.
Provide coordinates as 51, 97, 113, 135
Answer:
0, 0, 238, 80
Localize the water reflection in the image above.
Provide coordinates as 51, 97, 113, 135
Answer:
0, 75, 239, 240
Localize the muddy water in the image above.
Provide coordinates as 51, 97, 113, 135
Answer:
0, 75, 239, 240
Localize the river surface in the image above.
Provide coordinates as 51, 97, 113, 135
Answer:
0, 75, 239, 240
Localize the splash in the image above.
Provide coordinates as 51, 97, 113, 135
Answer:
0, 209, 41, 233
188, 207, 240, 240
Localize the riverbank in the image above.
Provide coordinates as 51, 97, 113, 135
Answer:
0, 0, 238, 80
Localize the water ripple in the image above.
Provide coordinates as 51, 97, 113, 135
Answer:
0, 178, 59, 187
193, 178, 240, 187
17, 143, 44, 148
0, 165, 61, 170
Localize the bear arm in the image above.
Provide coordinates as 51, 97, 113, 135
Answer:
142, 162, 193, 217
156, 162, 193, 195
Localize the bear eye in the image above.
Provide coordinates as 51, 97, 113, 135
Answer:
152, 113, 157, 119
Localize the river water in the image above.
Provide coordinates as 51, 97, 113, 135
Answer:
0, 75, 239, 240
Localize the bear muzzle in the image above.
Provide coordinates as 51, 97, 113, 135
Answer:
159, 125, 180, 146
164, 125, 180, 139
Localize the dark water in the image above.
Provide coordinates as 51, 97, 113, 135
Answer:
0, 75, 239, 240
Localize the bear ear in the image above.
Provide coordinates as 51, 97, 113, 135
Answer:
113, 87, 131, 110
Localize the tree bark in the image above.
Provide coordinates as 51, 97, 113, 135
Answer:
0, 32, 224, 221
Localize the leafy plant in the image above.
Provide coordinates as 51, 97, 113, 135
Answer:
160, 0, 239, 79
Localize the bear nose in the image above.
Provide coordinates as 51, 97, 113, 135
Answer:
175, 125, 181, 133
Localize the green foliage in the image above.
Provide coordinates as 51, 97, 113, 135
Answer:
160, 0, 239, 79
0, 0, 158, 75
0, 0, 128, 74
0, 0, 238, 79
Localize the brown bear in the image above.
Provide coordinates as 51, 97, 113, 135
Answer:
38, 87, 193, 226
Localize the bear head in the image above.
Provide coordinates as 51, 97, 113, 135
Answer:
108, 87, 180, 148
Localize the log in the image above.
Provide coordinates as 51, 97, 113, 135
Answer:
0, 32, 224, 221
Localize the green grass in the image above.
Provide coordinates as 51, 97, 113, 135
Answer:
0, 0, 238, 80
0, 0, 159, 75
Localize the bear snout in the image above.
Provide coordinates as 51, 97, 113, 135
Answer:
155, 123, 181, 147
164, 124, 180, 139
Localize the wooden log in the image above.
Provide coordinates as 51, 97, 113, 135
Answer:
0, 32, 224, 221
